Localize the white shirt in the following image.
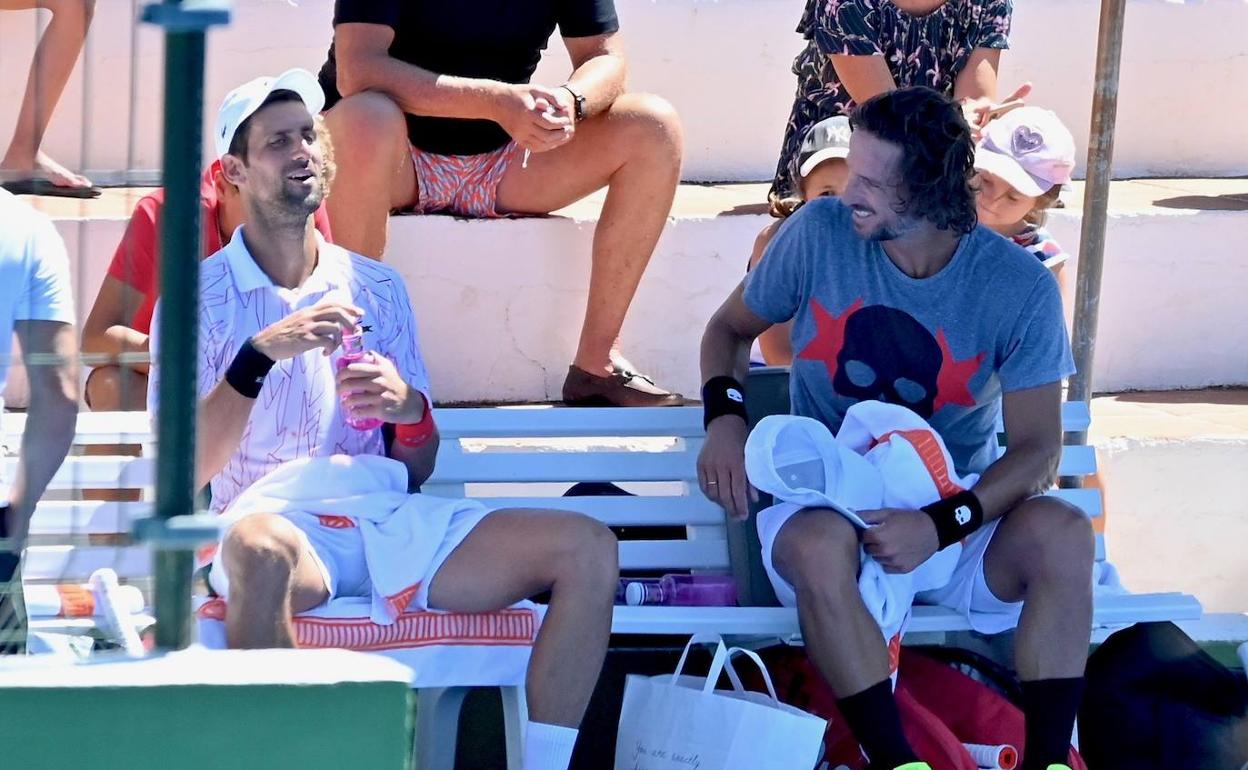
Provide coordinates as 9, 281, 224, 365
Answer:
149, 227, 432, 514
0, 190, 76, 498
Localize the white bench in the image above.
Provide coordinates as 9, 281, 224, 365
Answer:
7, 398, 1204, 638
5, 396, 1204, 767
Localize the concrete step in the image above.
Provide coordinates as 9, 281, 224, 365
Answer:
1, 0, 1246, 183
29, 177, 1248, 401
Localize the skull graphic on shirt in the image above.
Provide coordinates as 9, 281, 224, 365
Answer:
797, 298, 987, 419
832, 304, 942, 417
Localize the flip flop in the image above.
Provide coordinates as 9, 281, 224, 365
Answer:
1, 178, 102, 199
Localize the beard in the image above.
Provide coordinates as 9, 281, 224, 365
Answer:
278, 171, 326, 215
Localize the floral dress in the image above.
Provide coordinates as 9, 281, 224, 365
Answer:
770, 0, 1013, 207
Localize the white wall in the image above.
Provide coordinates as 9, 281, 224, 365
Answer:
1047, 208, 1248, 392
50, 199, 1239, 404
2, 0, 1246, 183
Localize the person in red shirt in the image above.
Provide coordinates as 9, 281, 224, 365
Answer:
81, 159, 333, 410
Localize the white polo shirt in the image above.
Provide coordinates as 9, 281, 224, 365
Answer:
0, 190, 76, 500
148, 227, 432, 514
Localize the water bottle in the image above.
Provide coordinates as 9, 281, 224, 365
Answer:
620, 574, 737, 607
336, 329, 384, 431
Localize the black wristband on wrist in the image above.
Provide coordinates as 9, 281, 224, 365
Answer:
224, 338, 275, 399
922, 489, 985, 549
701, 376, 747, 429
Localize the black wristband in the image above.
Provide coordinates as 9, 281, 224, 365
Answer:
224, 338, 275, 399
701, 376, 747, 429
922, 489, 984, 549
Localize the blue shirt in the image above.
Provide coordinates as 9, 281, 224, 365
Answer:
744, 198, 1074, 475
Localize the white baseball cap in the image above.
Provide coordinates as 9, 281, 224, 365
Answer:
974, 106, 1076, 198
213, 68, 325, 159
798, 116, 853, 178
745, 414, 883, 528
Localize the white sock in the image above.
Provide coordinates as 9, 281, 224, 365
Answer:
523, 720, 578, 770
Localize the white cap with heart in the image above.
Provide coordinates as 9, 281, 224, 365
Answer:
214, 68, 325, 160
974, 106, 1076, 198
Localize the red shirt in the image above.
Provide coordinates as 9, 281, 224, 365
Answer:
105, 160, 334, 334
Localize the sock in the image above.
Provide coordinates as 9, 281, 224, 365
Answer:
837, 679, 920, 770
1020, 677, 1085, 770
523, 720, 578, 770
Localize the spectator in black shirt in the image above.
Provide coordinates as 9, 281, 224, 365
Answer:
320, 0, 685, 408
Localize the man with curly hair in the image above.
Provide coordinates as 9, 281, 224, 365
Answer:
696, 87, 1089, 770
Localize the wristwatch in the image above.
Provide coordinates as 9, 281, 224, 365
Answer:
561, 83, 587, 122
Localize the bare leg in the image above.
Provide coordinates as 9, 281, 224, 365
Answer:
771, 508, 890, 696
219, 513, 330, 649
496, 94, 683, 375
426, 509, 617, 727
983, 496, 1095, 680
321, 92, 418, 259
84, 365, 147, 411
0, 0, 96, 189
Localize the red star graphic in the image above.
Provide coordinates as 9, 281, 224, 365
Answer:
796, 298, 863, 379
933, 328, 986, 413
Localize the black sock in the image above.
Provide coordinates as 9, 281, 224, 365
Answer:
837, 679, 919, 769
1020, 677, 1085, 770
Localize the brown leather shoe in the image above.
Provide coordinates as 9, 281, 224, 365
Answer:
561, 365, 684, 407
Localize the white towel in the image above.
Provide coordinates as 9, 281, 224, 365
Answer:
746, 401, 978, 642
220, 454, 481, 625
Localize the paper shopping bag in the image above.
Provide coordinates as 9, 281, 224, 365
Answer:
615, 634, 828, 770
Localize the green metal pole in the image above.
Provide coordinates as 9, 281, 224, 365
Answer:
1068, 0, 1128, 411
152, 22, 205, 652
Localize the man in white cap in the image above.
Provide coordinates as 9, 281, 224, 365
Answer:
0, 188, 79, 654
150, 70, 617, 770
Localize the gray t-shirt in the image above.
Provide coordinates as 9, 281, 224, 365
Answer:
744, 198, 1074, 475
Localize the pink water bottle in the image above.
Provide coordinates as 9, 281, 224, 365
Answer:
336, 330, 384, 431
623, 574, 737, 607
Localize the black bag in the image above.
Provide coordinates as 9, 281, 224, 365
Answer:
1079, 621, 1248, 770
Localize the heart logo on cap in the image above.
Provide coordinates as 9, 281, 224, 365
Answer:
1012, 126, 1045, 156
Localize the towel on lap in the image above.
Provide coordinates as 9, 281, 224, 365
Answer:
220, 454, 488, 625
746, 401, 979, 642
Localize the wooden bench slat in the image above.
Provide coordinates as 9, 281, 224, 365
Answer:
619, 540, 729, 571
27, 501, 149, 536
430, 447, 700, 484
608, 591, 1202, 636
25, 540, 736, 580
28, 614, 156, 635
479, 495, 724, 526
436, 407, 707, 438
2, 457, 152, 490
2, 412, 153, 446
23, 545, 152, 581
1047, 488, 1102, 518
1054, 444, 1097, 477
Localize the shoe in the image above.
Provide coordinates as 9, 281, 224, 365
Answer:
561, 365, 684, 407
1, 178, 101, 198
